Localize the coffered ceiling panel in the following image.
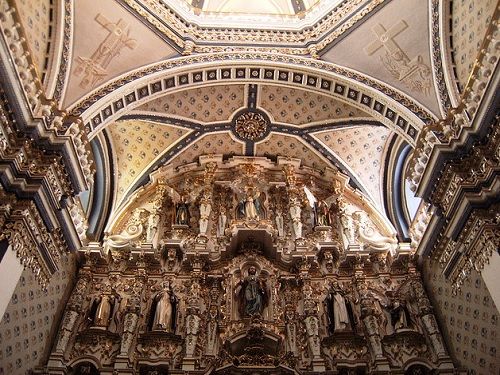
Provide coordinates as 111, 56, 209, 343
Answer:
63, 0, 178, 108
254, 133, 328, 171
107, 119, 191, 206
14, 0, 52, 80
257, 85, 370, 126
451, 0, 497, 91
168, 132, 245, 170
311, 125, 392, 208
322, 0, 441, 116
135, 84, 246, 123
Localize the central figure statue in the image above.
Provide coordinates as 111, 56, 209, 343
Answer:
236, 266, 268, 317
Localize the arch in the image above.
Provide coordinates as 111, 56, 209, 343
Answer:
68, 53, 437, 144
432, 0, 460, 108
44, 0, 74, 101
403, 359, 435, 374
384, 137, 412, 240
68, 357, 101, 375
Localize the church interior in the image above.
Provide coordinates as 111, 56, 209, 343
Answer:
0, 0, 498, 374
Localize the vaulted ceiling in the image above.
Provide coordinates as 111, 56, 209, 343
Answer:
20, 0, 496, 239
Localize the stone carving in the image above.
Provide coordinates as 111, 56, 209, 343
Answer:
104, 208, 145, 253
198, 190, 212, 235
289, 196, 303, 239
364, 20, 431, 94
353, 211, 397, 252
233, 111, 268, 141
119, 312, 138, 355
285, 310, 298, 355
217, 207, 227, 237
74, 14, 137, 89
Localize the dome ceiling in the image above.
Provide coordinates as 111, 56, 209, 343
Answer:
120, 0, 381, 53
46, 0, 458, 239
106, 83, 395, 213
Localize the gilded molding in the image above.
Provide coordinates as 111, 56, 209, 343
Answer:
446, 205, 500, 294
0, 2, 94, 190
430, 0, 451, 114
407, 13, 499, 194
122, 0, 385, 56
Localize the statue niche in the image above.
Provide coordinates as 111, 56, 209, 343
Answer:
234, 265, 269, 318
175, 195, 190, 226
325, 281, 356, 334
148, 281, 178, 333
83, 292, 119, 331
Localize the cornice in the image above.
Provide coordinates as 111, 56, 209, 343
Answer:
120, 0, 384, 56
67, 54, 436, 146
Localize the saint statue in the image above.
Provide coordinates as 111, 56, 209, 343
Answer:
93, 294, 113, 328
175, 196, 189, 225
151, 282, 178, 332
390, 300, 411, 331
235, 266, 268, 317
217, 208, 227, 237
275, 211, 284, 237
315, 200, 330, 226
199, 191, 211, 235
326, 282, 354, 333
289, 197, 302, 238
146, 210, 160, 242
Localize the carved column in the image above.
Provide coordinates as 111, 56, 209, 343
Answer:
205, 296, 219, 356
302, 281, 325, 372
411, 279, 448, 358
52, 271, 91, 358
183, 278, 202, 370
358, 280, 390, 371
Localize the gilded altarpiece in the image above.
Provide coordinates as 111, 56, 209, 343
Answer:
44, 156, 455, 375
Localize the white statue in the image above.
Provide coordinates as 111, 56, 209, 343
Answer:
275, 211, 284, 237
146, 210, 160, 242
339, 201, 355, 245
152, 282, 177, 332
217, 208, 227, 237
199, 191, 212, 235
289, 197, 302, 239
